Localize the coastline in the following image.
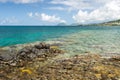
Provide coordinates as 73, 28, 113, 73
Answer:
1, 30, 120, 59
1, 0, 120, 79
0, 41, 120, 80
0, 27, 120, 80
1, 38, 120, 59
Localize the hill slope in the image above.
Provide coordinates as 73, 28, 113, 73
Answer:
90, 19, 120, 26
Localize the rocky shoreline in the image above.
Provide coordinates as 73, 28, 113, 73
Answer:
0, 42, 120, 80
0, 42, 63, 66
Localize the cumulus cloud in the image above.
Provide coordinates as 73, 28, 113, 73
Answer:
50, 0, 113, 11
73, 0, 120, 24
28, 12, 66, 23
0, 0, 43, 4
50, 0, 120, 11
39, 13, 66, 23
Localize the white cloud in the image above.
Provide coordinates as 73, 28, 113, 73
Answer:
47, 7, 65, 11
0, 0, 43, 4
27, 12, 33, 17
50, 0, 93, 11
73, 0, 120, 24
50, 0, 120, 11
0, 17, 18, 24
40, 13, 66, 23
28, 12, 66, 23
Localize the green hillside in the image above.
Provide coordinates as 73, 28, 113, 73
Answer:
90, 19, 120, 26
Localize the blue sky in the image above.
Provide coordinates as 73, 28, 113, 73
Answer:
0, 0, 120, 25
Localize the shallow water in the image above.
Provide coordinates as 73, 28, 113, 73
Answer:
52, 26, 120, 56
1, 26, 120, 56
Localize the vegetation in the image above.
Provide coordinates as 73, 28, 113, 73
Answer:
88, 19, 120, 26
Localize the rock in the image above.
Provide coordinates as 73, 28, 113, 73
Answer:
0, 50, 14, 61
31, 47, 39, 54
0, 42, 63, 68
34, 43, 50, 49
27, 53, 36, 59
46, 44, 50, 49
0, 56, 3, 61
17, 46, 38, 60
18, 46, 33, 54
34, 44, 43, 49
109, 57, 120, 61
37, 49, 46, 56
17, 52, 35, 61
51, 43, 62, 46
0, 74, 10, 80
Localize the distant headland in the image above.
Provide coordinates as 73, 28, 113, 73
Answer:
78, 19, 120, 26
57, 19, 120, 26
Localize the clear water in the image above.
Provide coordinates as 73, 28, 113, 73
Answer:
52, 26, 120, 56
0, 26, 82, 47
0, 26, 120, 56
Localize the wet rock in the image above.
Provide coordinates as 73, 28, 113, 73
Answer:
34, 44, 42, 49
34, 43, 50, 49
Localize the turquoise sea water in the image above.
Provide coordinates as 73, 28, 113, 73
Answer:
0, 26, 120, 56
55, 26, 120, 57
0, 26, 83, 46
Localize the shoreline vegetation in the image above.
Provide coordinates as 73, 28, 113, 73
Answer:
76, 19, 120, 27
59, 19, 120, 26
0, 42, 120, 80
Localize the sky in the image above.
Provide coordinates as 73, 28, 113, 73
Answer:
0, 0, 120, 25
